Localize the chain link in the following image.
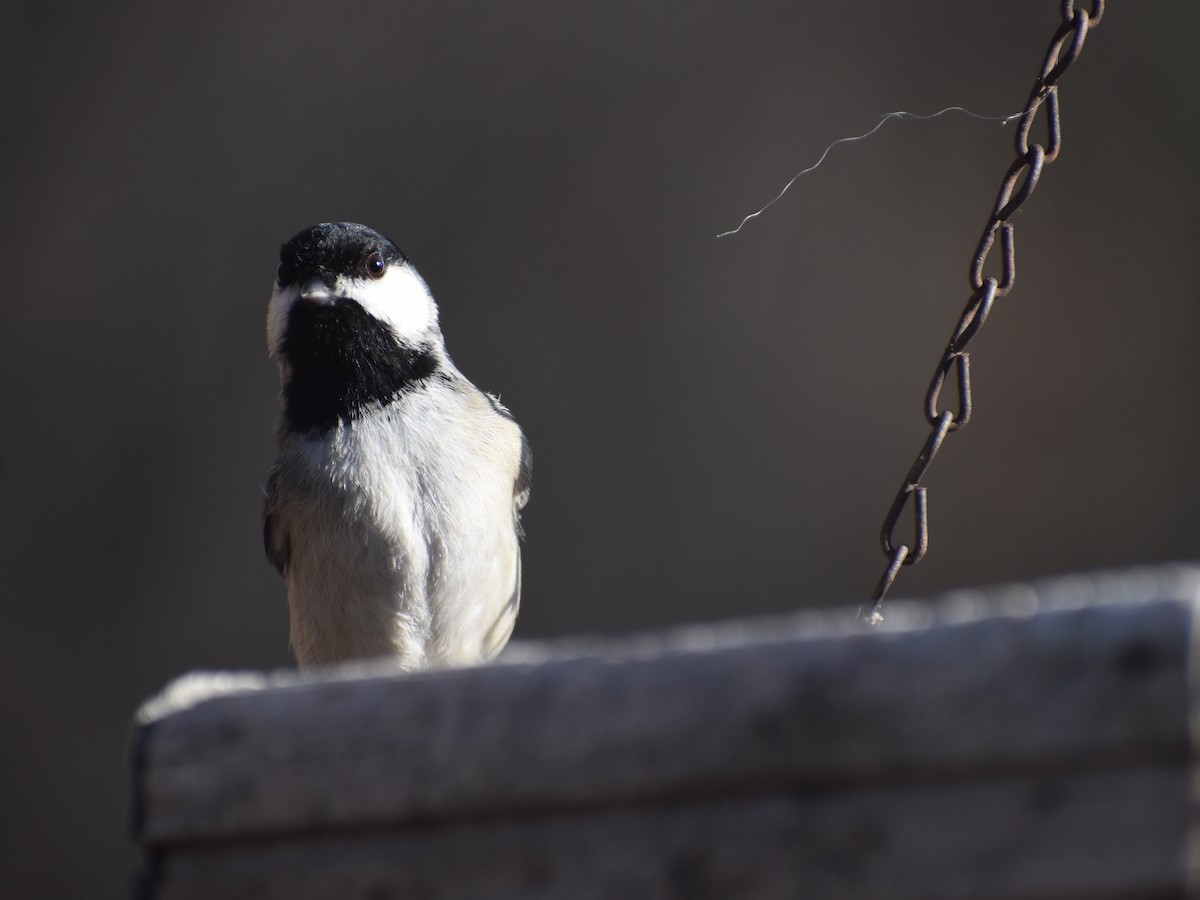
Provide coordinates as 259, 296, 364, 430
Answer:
866, 3, 1104, 620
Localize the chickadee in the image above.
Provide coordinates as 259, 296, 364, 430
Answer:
263, 222, 530, 669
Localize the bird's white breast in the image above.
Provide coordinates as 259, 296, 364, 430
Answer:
274, 378, 524, 668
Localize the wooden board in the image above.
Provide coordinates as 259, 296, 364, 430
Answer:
142, 767, 1190, 900
133, 564, 1200, 899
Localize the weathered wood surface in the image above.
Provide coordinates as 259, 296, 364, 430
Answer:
145, 767, 1189, 900
133, 564, 1200, 899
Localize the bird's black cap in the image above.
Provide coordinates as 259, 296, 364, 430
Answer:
277, 222, 408, 288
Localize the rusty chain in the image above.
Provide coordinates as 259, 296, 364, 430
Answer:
866, 1, 1105, 621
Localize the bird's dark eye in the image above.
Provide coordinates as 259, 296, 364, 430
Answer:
366, 252, 387, 279
276, 260, 295, 286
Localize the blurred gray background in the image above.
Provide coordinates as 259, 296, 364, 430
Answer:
2, 1, 1196, 896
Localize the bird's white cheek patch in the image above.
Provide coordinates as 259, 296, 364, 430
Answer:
340, 267, 438, 342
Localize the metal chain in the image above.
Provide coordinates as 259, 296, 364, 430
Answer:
866, 1, 1105, 621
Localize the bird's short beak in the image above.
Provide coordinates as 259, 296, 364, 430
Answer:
299, 277, 335, 304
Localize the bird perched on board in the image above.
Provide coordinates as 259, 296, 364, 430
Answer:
263, 222, 530, 670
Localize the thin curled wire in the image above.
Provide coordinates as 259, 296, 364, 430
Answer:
865, 3, 1104, 621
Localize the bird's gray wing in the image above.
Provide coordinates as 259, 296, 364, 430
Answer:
515, 432, 532, 512
482, 389, 531, 514
263, 468, 290, 576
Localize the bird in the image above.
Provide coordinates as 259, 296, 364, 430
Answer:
263, 222, 530, 669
